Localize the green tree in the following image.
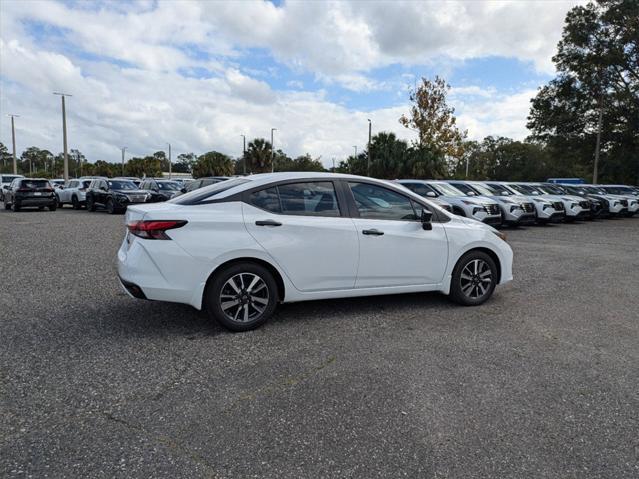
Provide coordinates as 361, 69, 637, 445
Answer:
528, 0, 639, 184
245, 138, 272, 173
399, 76, 467, 166
192, 151, 234, 178
0, 142, 13, 173
273, 153, 325, 172
368, 132, 409, 179
174, 152, 197, 173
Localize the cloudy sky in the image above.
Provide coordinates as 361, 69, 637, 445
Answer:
0, 0, 580, 166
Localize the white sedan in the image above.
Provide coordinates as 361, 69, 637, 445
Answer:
118, 173, 513, 331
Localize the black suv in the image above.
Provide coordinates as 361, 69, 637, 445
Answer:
3, 178, 57, 212
85, 179, 150, 214
139, 178, 181, 202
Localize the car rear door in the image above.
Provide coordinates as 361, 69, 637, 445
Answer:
243, 180, 359, 292
346, 181, 449, 288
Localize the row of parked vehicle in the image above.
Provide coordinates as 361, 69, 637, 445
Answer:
0, 174, 228, 213
1, 173, 637, 224
395, 180, 639, 225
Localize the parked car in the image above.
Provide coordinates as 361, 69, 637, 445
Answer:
3, 178, 56, 212
118, 173, 513, 331
393, 181, 454, 213
139, 178, 181, 201
397, 180, 502, 226
500, 182, 571, 223
174, 177, 229, 197
557, 184, 611, 218
86, 179, 150, 214
483, 182, 565, 224
580, 185, 629, 217
447, 180, 536, 226
56, 178, 94, 209
49, 178, 65, 190
535, 182, 598, 220
0, 174, 24, 201
587, 185, 638, 217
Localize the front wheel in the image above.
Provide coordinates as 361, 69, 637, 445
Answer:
72, 195, 80, 210
86, 196, 96, 212
106, 198, 116, 214
205, 263, 278, 332
449, 251, 498, 306
11, 201, 20, 212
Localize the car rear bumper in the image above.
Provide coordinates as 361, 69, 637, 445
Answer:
15, 197, 56, 206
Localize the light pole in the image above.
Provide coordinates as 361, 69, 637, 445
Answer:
353, 145, 357, 157
240, 134, 246, 175
270, 128, 277, 173
367, 118, 372, 177
7, 114, 19, 174
53, 92, 72, 181
121, 147, 127, 175
167, 143, 172, 179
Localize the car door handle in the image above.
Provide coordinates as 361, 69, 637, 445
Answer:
255, 219, 282, 227
362, 229, 384, 236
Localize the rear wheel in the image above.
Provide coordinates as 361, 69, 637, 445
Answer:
86, 196, 96, 212
205, 263, 278, 332
4, 201, 10, 210
11, 201, 20, 212
49, 202, 57, 211
449, 251, 497, 306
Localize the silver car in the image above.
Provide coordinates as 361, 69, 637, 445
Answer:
56, 177, 103, 209
0, 174, 24, 202
447, 180, 536, 226
397, 180, 502, 226
484, 182, 565, 224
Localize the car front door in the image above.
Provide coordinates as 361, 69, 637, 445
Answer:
347, 181, 449, 288
243, 180, 359, 292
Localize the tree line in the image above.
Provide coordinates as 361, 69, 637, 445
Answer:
1, 1, 636, 184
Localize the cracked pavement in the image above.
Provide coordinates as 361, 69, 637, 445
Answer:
1, 208, 638, 478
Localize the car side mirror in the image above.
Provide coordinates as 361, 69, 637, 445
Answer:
501, 191, 509, 196
467, 191, 476, 196
421, 209, 433, 230
426, 191, 437, 198
180, 187, 187, 193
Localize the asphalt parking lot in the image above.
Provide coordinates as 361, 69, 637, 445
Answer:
1, 208, 638, 478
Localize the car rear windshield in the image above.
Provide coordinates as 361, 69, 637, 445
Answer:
20, 180, 50, 189
170, 178, 251, 204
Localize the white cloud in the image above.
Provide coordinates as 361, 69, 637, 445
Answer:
0, 0, 577, 167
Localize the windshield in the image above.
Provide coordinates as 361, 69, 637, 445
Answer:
449, 183, 476, 196
157, 181, 179, 190
508, 183, 541, 195
585, 186, 607, 194
484, 183, 514, 195
170, 178, 251, 204
537, 184, 564, 195
469, 183, 495, 196
566, 186, 587, 195
430, 182, 464, 196
602, 186, 632, 195
2, 175, 21, 183
108, 180, 137, 190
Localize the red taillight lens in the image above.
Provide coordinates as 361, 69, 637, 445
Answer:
42, 188, 53, 192
127, 220, 187, 240
17, 188, 30, 192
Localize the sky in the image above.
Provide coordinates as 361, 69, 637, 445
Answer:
0, 0, 582, 167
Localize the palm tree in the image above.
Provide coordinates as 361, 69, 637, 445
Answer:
246, 138, 272, 173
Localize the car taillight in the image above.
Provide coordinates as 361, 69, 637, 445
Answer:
127, 220, 187, 240
42, 188, 53, 192
17, 188, 30, 192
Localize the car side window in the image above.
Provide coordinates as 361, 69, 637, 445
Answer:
349, 182, 418, 221
403, 182, 434, 197
248, 182, 341, 217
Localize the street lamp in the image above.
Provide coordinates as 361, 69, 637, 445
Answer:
353, 145, 358, 157
270, 128, 277, 173
240, 134, 246, 175
367, 118, 372, 176
121, 147, 127, 175
7, 114, 19, 174
53, 92, 72, 181
167, 143, 172, 179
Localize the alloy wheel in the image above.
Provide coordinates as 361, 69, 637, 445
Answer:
219, 273, 269, 323
459, 259, 493, 300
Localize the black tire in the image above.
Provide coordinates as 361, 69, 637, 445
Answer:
11, 201, 20, 212
86, 196, 96, 212
106, 198, 116, 214
4, 201, 10, 210
49, 203, 57, 211
72, 195, 80, 210
56, 195, 63, 208
205, 262, 278, 332
449, 250, 498, 306
38, 206, 45, 210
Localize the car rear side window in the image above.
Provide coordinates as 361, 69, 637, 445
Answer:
349, 182, 417, 221
249, 182, 341, 217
